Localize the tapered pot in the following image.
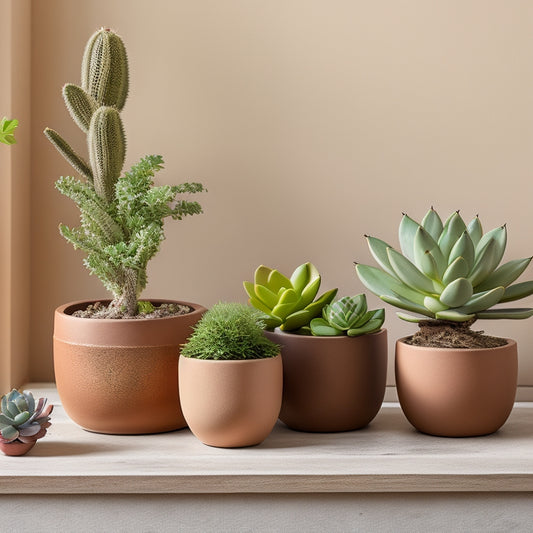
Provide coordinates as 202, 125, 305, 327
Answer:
395, 338, 518, 437
179, 355, 282, 447
54, 299, 206, 434
264, 329, 388, 432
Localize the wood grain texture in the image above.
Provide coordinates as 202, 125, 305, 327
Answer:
1, 385, 532, 494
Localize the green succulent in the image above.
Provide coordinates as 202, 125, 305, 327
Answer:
0, 117, 18, 145
244, 263, 338, 332
0, 389, 53, 444
356, 208, 533, 323
310, 294, 385, 336
181, 303, 280, 360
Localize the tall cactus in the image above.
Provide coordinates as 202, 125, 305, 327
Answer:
44, 29, 205, 317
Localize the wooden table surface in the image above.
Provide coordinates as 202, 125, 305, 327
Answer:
2, 385, 532, 495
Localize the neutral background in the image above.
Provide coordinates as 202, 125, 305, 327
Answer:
8, 0, 533, 384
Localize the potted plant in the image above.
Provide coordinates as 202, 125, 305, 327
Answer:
0, 390, 53, 456
244, 263, 387, 432
45, 28, 206, 434
356, 207, 533, 437
179, 303, 282, 448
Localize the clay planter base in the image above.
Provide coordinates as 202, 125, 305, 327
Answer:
0, 441, 36, 456
264, 329, 388, 432
179, 355, 283, 448
395, 338, 518, 437
54, 299, 206, 435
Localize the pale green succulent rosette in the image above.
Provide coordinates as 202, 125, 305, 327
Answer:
0, 389, 53, 444
310, 294, 385, 336
244, 262, 338, 332
356, 208, 533, 323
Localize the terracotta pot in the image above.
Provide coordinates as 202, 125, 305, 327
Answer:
179, 355, 282, 447
264, 329, 388, 432
395, 338, 518, 437
0, 440, 36, 456
54, 299, 206, 434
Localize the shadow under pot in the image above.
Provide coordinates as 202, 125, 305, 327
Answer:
395, 338, 518, 437
53, 299, 206, 434
179, 355, 283, 448
264, 329, 387, 432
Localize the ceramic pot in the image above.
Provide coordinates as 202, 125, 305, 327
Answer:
54, 299, 206, 434
395, 338, 518, 437
264, 329, 388, 432
179, 355, 282, 447
0, 440, 36, 456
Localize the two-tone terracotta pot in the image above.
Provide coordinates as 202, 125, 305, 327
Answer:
54, 299, 206, 434
179, 355, 282, 447
395, 338, 518, 437
264, 329, 388, 432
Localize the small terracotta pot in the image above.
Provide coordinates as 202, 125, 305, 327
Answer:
395, 338, 518, 437
179, 355, 283, 447
54, 299, 206, 434
0, 440, 36, 456
264, 329, 388, 432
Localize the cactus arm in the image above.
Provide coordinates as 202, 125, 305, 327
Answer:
88, 107, 126, 202
44, 128, 93, 182
63, 84, 97, 133
82, 28, 129, 110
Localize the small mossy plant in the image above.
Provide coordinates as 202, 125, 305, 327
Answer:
44, 29, 205, 318
356, 208, 533, 348
310, 294, 385, 337
181, 303, 280, 360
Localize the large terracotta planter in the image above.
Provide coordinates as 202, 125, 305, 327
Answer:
179, 355, 282, 447
264, 329, 388, 432
54, 299, 206, 434
395, 338, 518, 437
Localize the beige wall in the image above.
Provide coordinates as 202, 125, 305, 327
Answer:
0, 0, 31, 391
30, 1, 533, 386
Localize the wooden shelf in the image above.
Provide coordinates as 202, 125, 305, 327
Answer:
2, 385, 533, 495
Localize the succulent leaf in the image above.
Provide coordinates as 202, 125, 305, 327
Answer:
467, 215, 483, 247
475, 258, 532, 292
442, 256, 470, 285
476, 308, 533, 319
421, 207, 444, 242
439, 277, 473, 307
398, 214, 420, 262
500, 281, 533, 303
310, 318, 343, 336
387, 248, 435, 294
365, 235, 399, 278
448, 231, 475, 272
438, 211, 467, 259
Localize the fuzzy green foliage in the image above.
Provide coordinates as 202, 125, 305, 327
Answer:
0, 390, 53, 444
56, 155, 204, 316
181, 303, 280, 360
0, 117, 18, 145
356, 208, 533, 323
310, 294, 385, 337
44, 29, 205, 317
244, 262, 338, 333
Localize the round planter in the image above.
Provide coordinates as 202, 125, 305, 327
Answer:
0, 440, 36, 456
264, 329, 388, 432
54, 299, 206, 434
179, 355, 282, 447
395, 337, 518, 437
